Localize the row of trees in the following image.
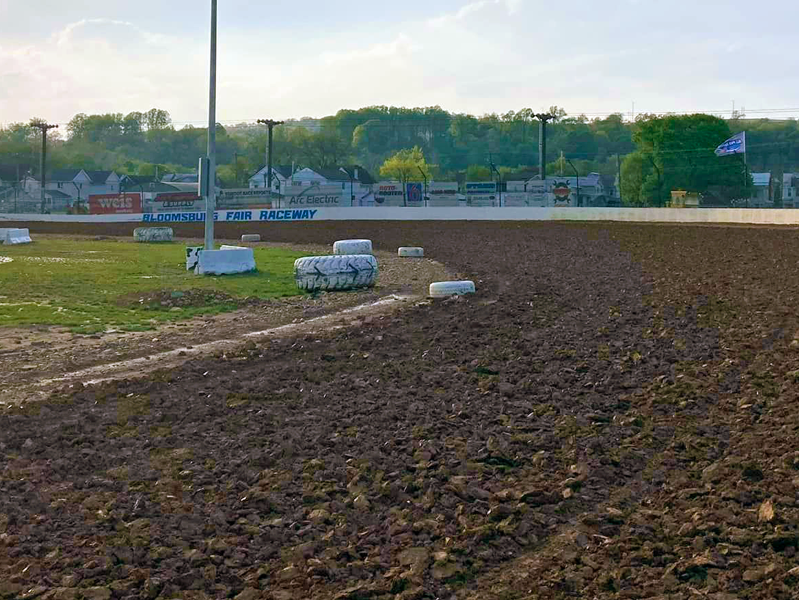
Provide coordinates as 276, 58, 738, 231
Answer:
2, 105, 799, 204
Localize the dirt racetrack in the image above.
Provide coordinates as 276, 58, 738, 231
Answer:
2, 221, 799, 600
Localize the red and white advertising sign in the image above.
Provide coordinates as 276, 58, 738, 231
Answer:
89, 193, 142, 214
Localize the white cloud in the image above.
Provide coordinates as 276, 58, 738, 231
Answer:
428, 0, 523, 28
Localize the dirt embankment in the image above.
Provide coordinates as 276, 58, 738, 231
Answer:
1, 222, 799, 599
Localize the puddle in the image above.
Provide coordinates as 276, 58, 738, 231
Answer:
38, 294, 416, 387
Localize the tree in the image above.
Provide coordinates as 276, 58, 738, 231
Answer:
143, 109, 172, 131
379, 146, 431, 205
626, 114, 751, 205
466, 165, 492, 181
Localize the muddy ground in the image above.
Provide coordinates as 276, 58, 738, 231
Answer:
1, 221, 799, 600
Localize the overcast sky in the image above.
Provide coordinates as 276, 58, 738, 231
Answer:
1, 0, 798, 127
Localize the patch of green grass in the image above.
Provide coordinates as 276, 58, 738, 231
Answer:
0, 238, 304, 333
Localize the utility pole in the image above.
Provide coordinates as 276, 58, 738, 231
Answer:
616, 154, 623, 206
204, 0, 217, 251
32, 122, 58, 214
534, 113, 555, 182
256, 119, 284, 195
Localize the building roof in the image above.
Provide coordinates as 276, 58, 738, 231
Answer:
752, 173, 771, 186
86, 170, 114, 184
503, 169, 539, 182
341, 165, 376, 185
50, 169, 84, 182
249, 165, 294, 181
162, 173, 198, 183
0, 164, 31, 182
45, 189, 73, 199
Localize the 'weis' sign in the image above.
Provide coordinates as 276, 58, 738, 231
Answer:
89, 193, 142, 215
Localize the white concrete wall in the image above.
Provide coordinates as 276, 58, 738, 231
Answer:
10, 206, 799, 225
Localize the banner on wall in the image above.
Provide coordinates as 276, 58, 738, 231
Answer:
152, 192, 203, 212
88, 193, 142, 214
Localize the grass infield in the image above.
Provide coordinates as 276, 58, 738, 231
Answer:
0, 238, 305, 333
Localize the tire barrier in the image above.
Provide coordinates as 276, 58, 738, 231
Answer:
133, 227, 173, 243
333, 239, 373, 255
196, 248, 257, 275
241, 234, 261, 243
294, 254, 378, 292
398, 246, 424, 258
0, 228, 32, 245
186, 246, 202, 271
429, 280, 476, 298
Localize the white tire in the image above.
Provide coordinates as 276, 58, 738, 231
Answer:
241, 234, 261, 243
294, 254, 378, 292
333, 239, 373, 255
429, 281, 475, 298
134, 227, 173, 243
398, 247, 424, 258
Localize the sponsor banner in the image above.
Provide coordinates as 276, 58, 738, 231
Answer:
152, 192, 203, 212
428, 182, 458, 196
281, 184, 346, 207
88, 193, 142, 214
467, 194, 498, 207
406, 183, 424, 206
375, 182, 404, 206
466, 182, 497, 195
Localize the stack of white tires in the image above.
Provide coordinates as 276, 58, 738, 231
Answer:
294, 254, 378, 291
333, 239, 373, 255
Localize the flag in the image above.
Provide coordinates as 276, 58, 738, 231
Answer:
715, 132, 746, 156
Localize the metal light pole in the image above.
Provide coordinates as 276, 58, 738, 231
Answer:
489, 162, 502, 207
418, 166, 428, 207
566, 159, 580, 206
204, 0, 217, 251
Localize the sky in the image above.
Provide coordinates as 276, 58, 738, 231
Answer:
1, 0, 799, 127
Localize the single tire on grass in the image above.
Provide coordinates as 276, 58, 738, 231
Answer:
429, 280, 475, 298
333, 239, 373, 255
241, 234, 261, 243
398, 247, 424, 258
294, 254, 378, 292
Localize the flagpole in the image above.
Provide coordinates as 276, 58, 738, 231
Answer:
743, 132, 748, 207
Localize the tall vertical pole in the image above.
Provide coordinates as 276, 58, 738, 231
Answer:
617, 154, 623, 206
32, 122, 58, 214
14, 162, 19, 214
257, 119, 284, 194
204, 0, 217, 251
535, 114, 553, 183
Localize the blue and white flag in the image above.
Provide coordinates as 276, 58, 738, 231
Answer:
715, 132, 746, 156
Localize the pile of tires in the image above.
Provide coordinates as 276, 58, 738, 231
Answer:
295, 254, 378, 292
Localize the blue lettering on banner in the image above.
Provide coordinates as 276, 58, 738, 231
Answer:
142, 209, 318, 223
142, 212, 209, 223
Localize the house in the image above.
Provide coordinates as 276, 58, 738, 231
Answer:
0, 164, 30, 189
248, 165, 294, 193
24, 169, 122, 203
749, 173, 772, 207
282, 166, 375, 206
783, 174, 799, 208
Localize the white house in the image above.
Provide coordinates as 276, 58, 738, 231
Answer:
749, 173, 772, 207
783, 173, 798, 208
264, 166, 376, 206
248, 165, 294, 194
24, 169, 121, 203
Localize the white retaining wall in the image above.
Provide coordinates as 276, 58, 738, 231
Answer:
6, 207, 799, 225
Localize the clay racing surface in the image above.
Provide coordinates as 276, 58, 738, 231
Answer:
2, 221, 799, 600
